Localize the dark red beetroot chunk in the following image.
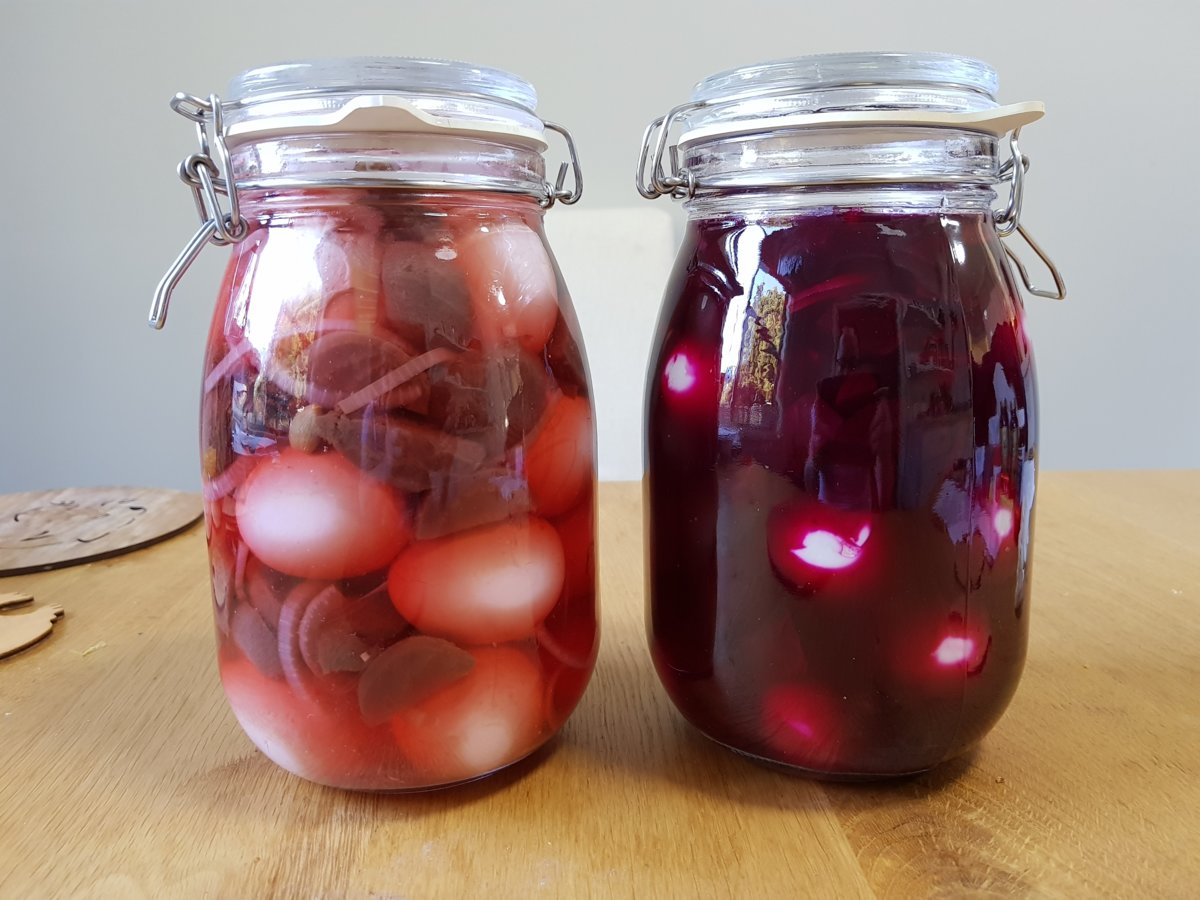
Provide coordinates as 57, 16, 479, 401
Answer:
381, 238, 473, 351
327, 409, 487, 491
232, 602, 282, 678
306, 330, 430, 413
357, 635, 476, 726
414, 467, 532, 540
422, 354, 497, 457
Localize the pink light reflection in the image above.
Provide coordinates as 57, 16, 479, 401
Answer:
933, 636, 976, 667
993, 507, 1014, 539
791, 525, 871, 571
664, 352, 696, 393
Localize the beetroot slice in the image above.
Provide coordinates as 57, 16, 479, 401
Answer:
298, 583, 410, 675
232, 603, 282, 678
357, 636, 475, 726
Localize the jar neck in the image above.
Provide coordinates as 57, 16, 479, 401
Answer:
231, 132, 548, 201
683, 183, 999, 220
680, 125, 1000, 218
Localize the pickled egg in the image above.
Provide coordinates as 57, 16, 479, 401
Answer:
524, 394, 594, 518
461, 222, 559, 352
236, 449, 410, 580
387, 516, 564, 645
390, 645, 544, 784
220, 656, 395, 789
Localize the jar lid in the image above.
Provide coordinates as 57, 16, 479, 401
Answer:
676, 51, 1041, 146
222, 57, 549, 149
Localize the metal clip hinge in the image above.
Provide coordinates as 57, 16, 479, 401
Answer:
635, 102, 703, 200
993, 128, 1066, 301
540, 121, 584, 208
149, 93, 247, 330
1002, 223, 1066, 300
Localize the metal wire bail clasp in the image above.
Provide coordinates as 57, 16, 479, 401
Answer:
540, 121, 584, 208
149, 92, 248, 330
635, 101, 702, 200
994, 128, 1067, 301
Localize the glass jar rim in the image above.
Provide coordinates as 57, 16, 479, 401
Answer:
223, 56, 548, 148
692, 51, 998, 106
678, 51, 1003, 146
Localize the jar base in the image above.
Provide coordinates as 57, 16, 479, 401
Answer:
285, 738, 553, 793
709, 735, 938, 783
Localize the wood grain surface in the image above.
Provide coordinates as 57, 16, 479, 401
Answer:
0, 474, 1196, 898
0, 487, 202, 575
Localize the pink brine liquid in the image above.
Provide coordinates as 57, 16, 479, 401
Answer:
645, 209, 1037, 777
201, 192, 597, 790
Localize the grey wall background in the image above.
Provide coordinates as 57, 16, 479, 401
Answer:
1, 0, 1196, 491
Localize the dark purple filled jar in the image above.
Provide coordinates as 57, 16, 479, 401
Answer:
637, 52, 1065, 778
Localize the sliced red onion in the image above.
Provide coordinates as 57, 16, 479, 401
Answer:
234, 539, 250, 601
536, 623, 594, 671
297, 585, 347, 675
203, 337, 256, 395
276, 581, 332, 704
202, 454, 257, 501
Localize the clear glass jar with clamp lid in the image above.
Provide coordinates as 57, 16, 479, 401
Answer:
153, 57, 598, 791
637, 51, 1065, 778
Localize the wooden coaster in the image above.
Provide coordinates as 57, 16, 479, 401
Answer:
0, 592, 64, 658
0, 487, 203, 576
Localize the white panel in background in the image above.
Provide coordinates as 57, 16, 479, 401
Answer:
545, 207, 678, 482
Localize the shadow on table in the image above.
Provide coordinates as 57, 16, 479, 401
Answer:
560, 635, 979, 813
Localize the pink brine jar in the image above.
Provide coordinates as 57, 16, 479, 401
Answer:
153, 58, 597, 790
637, 52, 1065, 778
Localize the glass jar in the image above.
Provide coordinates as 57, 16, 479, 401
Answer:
637, 52, 1064, 778
153, 58, 597, 790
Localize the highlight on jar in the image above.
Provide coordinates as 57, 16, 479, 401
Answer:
153, 58, 596, 791
638, 51, 1064, 779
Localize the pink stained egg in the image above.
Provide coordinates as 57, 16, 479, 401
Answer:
387, 517, 565, 645
766, 500, 874, 591
460, 222, 559, 352
933, 636, 977, 667
390, 645, 545, 784
790, 525, 871, 571
235, 448, 410, 580
663, 351, 697, 394
888, 613, 992, 686
760, 683, 842, 770
524, 394, 594, 518
219, 655, 393, 789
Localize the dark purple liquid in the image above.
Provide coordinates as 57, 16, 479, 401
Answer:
645, 209, 1037, 777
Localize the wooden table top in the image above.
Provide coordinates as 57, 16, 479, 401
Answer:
1, 473, 1196, 898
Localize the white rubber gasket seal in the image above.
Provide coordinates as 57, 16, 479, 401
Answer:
679, 101, 1045, 147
